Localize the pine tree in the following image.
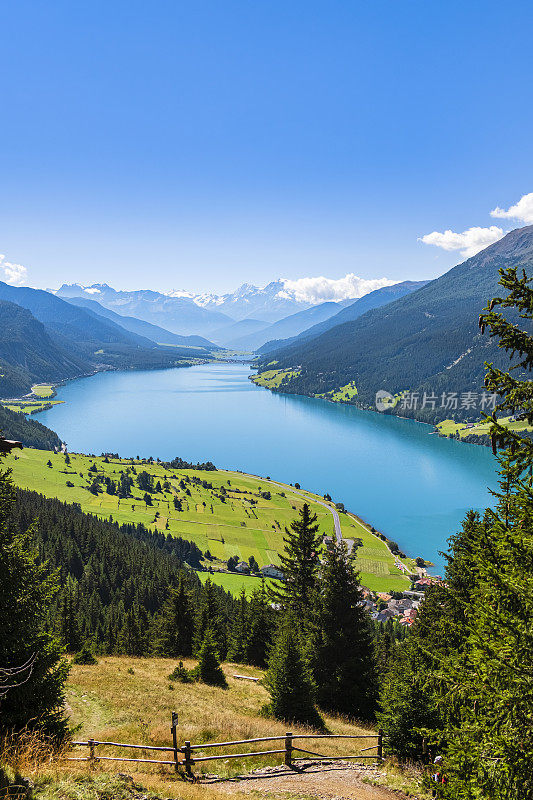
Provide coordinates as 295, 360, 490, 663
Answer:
312, 541, 377, 720
246, 580, 273, 668
0, 462, 69, 738
155, 577, 194, 657
269, 503, 322, 632
58, 587, 82, 653
194, 628, 227, 687
195, 577, 226, 657
118, 605, 145, 655
227, 588, 249, 663
265, 615, 324, 729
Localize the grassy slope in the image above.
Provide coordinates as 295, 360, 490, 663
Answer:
10, 449, 409, 593
250, 369, 300, 389
14, 657, 427, 800
318, 381, 358, 402
67, 656, 379, 777
437, 415, 533, 439
2, 400, 63, 414
32, 383, 55, 397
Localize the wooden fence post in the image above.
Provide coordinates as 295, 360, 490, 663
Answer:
88, 738, 96, 767
377, 729, 383, 762
184, 741, 193, 776
284, 732, 293, 768
170, 712, 179, 772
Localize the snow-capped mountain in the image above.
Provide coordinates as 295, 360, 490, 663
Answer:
163, 275, 396, 323
56, 273, 397, 334
55, 284, 232, 336
187, 281, 311, 322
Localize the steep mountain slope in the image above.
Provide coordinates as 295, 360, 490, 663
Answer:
0, 403, 62, 449
0, 284, 212, 387
256, 227, 533, 423
0, 282, 155, 349
228, 299, 353, 350
0, 300, 88, 397
64, 296, 220, 349
258, 281, 428, 354
57, 283, 232, 335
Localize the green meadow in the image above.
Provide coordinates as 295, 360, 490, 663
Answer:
1, 400, 63, 414
9, 448, 410, 593
31, 383, 56, 397
437, 415, 533, 439
250, 368, 300, 389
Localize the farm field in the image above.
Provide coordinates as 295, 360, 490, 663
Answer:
198, 571, 268, 596
437, 415, 533, 439
250, 368, 300, 389
31, 383, 56, 397
1, 400, 63, 414
9, 448, 410, 592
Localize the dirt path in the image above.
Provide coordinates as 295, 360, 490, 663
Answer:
210, 760, 408, 800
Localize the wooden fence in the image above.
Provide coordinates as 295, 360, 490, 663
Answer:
68, 714, 384, 777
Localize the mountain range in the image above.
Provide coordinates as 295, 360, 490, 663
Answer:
56, 278, 398, 337
56, 280, 409, 348
255, 226, 533, 424
0, 282, 220, 399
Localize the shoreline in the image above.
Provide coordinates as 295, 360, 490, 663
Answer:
248, 369, 499, 448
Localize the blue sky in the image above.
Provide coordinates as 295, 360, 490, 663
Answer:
1, 0, 533, 295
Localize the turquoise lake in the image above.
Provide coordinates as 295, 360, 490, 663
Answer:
38, 362, 499, 572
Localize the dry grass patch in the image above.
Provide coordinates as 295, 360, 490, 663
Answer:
66, 657, 379, 779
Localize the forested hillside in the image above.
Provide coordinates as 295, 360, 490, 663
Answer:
0, 300, 88, 396
0, 285, 216, 399
0, 404, 62, 449
9, 486, 241, 656
258, 280, 428, 355
257, 226, 533, 422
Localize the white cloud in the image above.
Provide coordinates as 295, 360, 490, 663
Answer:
419, 225, 504, 258
277, 273, 396, 304
491, 192, 533, 225
0, 254, 28, 286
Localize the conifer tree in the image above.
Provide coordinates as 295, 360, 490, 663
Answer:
226, 588, 249, 663
246, 580, 273, 668
265, 615, 324, 729
0, 461, 69, 738
194, 628, 227, 687
118, 605, 145, 655
195, 577, 226, 657
58, 587, 82, 653
156, 576, 194, 657
312, 541, 377, 720
269, 503, 322, 632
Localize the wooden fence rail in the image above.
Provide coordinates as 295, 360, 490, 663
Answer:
67, 715, 384, 777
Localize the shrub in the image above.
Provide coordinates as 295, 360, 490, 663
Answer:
73, 646, 97, 665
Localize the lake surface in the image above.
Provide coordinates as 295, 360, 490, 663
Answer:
39, 363, 499, 572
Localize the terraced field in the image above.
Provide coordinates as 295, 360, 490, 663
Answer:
9, 448, 410, 593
